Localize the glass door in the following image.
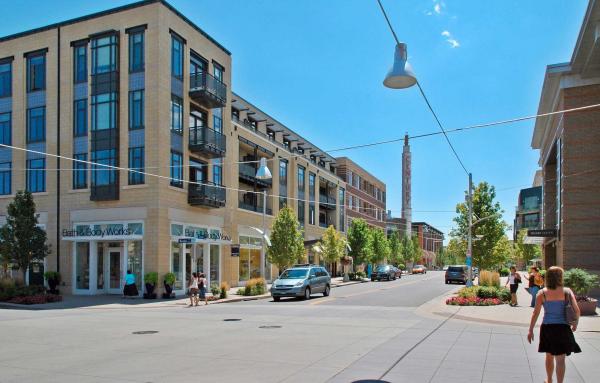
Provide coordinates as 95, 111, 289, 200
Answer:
106, 247, 122, 294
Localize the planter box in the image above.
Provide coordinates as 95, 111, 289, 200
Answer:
578, 298, 598, 316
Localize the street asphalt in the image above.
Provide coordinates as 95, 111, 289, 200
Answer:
1, 271, 598, 383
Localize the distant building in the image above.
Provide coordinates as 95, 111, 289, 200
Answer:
386, 210, 408, 237
531, 0, 600, 274
336, 157, 386, 230
513, 184, 542, 241
412, 222, 444, 267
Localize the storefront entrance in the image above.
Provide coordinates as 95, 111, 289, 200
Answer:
96, 244, 123, 294
171, 242, 221, 295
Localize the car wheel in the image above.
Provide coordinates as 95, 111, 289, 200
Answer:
445, 280, 448, 284
371, 278, 375, 282
323, 285, 330, 297
304, 287, 311, 300
273, 296, 280, 302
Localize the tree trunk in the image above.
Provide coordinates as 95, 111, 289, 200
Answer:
22, 268, 27, 285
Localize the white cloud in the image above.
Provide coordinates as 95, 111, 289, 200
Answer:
434, 3, 441, 14
440, 30, 460, 48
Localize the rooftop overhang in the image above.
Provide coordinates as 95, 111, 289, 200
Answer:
570, 0, 600, 78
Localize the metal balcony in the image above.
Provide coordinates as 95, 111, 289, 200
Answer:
319, 194, 337, 210
188, 181, 226, 208
238, 191, 273, 215
189, 72, 227, 109
238, 163, 272, 188
189, 127, 226, 158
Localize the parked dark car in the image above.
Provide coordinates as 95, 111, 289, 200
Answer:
371, 265, 402, 281
445, 265, 468, 284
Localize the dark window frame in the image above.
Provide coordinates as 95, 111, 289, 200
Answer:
0, 112, 11, 145
26, 158, 45, 193
171, 35, 184, 79
0, 161, 10, 195
170, 94, 183, 134
170, 151, 183, 188
128, 30, 144, 73
26, 53, 46, 92
73, 99, 87, 137
73, 44, 87, 84
128, 146, 145, 185
26, 107, 45, 143
91, 34, 118, 75
91, 92, 117, 131
0, 61, 12, 97
73, 153, 88, 189
91, 148, 117, 187
129, 90, 144, 130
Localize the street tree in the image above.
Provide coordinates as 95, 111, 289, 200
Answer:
411, 234, 422, 265
492, 235, 515, 268
388, 230, 403, 266
450, 181, 508, 270
267, 207, 305, 272
347, 219, 372, 267
369, 228, 390, 266
0, 191, 51, 282
401, 234, 414, 266
445, 238, 466, 265
319, 225, 346, 270
514, 229, 541, 266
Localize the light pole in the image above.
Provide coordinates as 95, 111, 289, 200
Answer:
255, 157, 272, 279
467, 173, 473, 286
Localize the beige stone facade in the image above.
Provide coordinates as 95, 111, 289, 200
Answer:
531, 1, 600, 277
0, 0, 347, 294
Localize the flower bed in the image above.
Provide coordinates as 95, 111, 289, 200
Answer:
6, 294, 63, 305
446, 296, 502, 306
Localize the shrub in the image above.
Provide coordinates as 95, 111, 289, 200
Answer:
210, 283, 221, 297
355, 271, 366, 279
490, 272, 500, 287
144, 272, 158, 285
397, 264, 406, 270
498, 288, 512, 302
564, 268, 599, 300
220, 282, 229, 299
244, 278, 267, 296
499, 267, 510, 277
163, 272, 176, 286
348, 272, 356, 281
458, 287, 479, 299
43, 271, 61, 282
476, 286, 498, 299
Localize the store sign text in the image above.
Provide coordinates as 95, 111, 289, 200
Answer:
63, 227, 134, 238
184, 229, 231, 242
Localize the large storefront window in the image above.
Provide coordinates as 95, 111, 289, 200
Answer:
210, 244, 220, 285
76, 242, 90, 290
171, 242, 183, 290
128, 241, 143, 291
239, 235, 262, 282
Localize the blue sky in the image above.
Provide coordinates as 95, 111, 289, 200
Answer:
0, 0, 588, 240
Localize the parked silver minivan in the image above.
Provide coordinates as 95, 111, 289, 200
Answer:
271, 264, 331, 301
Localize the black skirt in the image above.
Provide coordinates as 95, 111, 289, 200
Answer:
539, 324, 582, 356
510, 283, 518, 293
124, 283, 139, 296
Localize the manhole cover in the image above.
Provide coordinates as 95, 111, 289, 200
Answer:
259, 325, 282, 329
352, 380, 390, 383
132, 331, 159, 335
223, 318, 242, 322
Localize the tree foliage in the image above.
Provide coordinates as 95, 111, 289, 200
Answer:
492, 236, 515, 268
514, 229, 541, 265
400, 234, 415, 265
411, 234, 422, 264
319, 225, 346, 265
369, 228, 390, 265
388, 230, 403, 266
347, 219, 372, 266
444, 238, 466, 265
267, 207, 305, 272
450, 181, 508, 270
0, 191, 51, 281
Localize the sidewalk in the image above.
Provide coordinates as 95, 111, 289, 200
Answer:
0, 276, 368, 310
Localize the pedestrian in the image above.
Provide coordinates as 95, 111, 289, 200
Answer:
504, 266, 521, 306
123, 269, 138, 298
527, 266, 581, 383
188, 272, 199, 307
198, 273, 208, 305
524, 266, 544, 307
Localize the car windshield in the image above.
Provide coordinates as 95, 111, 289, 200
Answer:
376, 265, 390, 271
448, 266, 465, 272
280, 269, 308, 279
414, 265, 424, 268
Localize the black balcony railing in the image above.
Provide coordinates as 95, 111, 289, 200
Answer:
239, 162, 272, 188
319, 194, 336, 209
188, 181, 226, 208
238, 195, 273, 215
189, 127, 226, 158
189, 72, 227, 108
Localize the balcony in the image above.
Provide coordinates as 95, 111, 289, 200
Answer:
189, 72, 227, 109
188, 181, 226, 208
91, 184, 119, 201
239, 162, 272, 188
319, 194, 336, 210
238, 192, 273, 215
189, 127, 226, 158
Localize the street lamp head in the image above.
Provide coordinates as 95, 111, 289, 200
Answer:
383, 42, 417, 89
255, 157, 272, 180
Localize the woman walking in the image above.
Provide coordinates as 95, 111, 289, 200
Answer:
524, 266, 545, 307
123, 270, 139, 298
528, 266, 581, 383
188, 272, 199, 307
504, 266, 522, 306
198, 273, 208, 305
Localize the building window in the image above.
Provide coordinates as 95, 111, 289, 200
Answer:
309, 172, 316, 225
91, 149, 116, 187
170, 95, 183, 133
279, 160, 288, 209
0, 112, 10, 145
129, 31, 144, 73
73, 153, 87, 189
91, 93, 117, 131
129, 90, 144, 130
0, 162, 10, 195
339, 188, 346, 232
26, 158, 45, 192
73, 99, 87, 137
91, 35, 117, 74
27, 53, 45, 92
73, 44, 87, 83
298, 166, 305, 192
0, 62, 11, 97
26, 107, 45, 143
128, 147, 144, 185
213, 162, 222, 185
170, 151, 183, 187
171, 35, 183, 79
231, 108, 239, 122
213, 108, 223, 134
298, 200, 305, 226
213, 62, 224, 82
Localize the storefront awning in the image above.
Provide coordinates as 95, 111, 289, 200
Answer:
523, 236, 545, 245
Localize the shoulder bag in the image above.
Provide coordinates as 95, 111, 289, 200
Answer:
564, 291, 579, 326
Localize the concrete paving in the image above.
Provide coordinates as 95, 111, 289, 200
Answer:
0, 271, 598, 383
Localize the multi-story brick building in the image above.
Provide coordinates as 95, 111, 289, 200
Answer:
336, 157, 386, 230
0, 0, 346, 295
412, 222, 444, 267
531, 0, 600, 275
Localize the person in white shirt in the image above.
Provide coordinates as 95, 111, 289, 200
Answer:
188, 272, 199, 307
